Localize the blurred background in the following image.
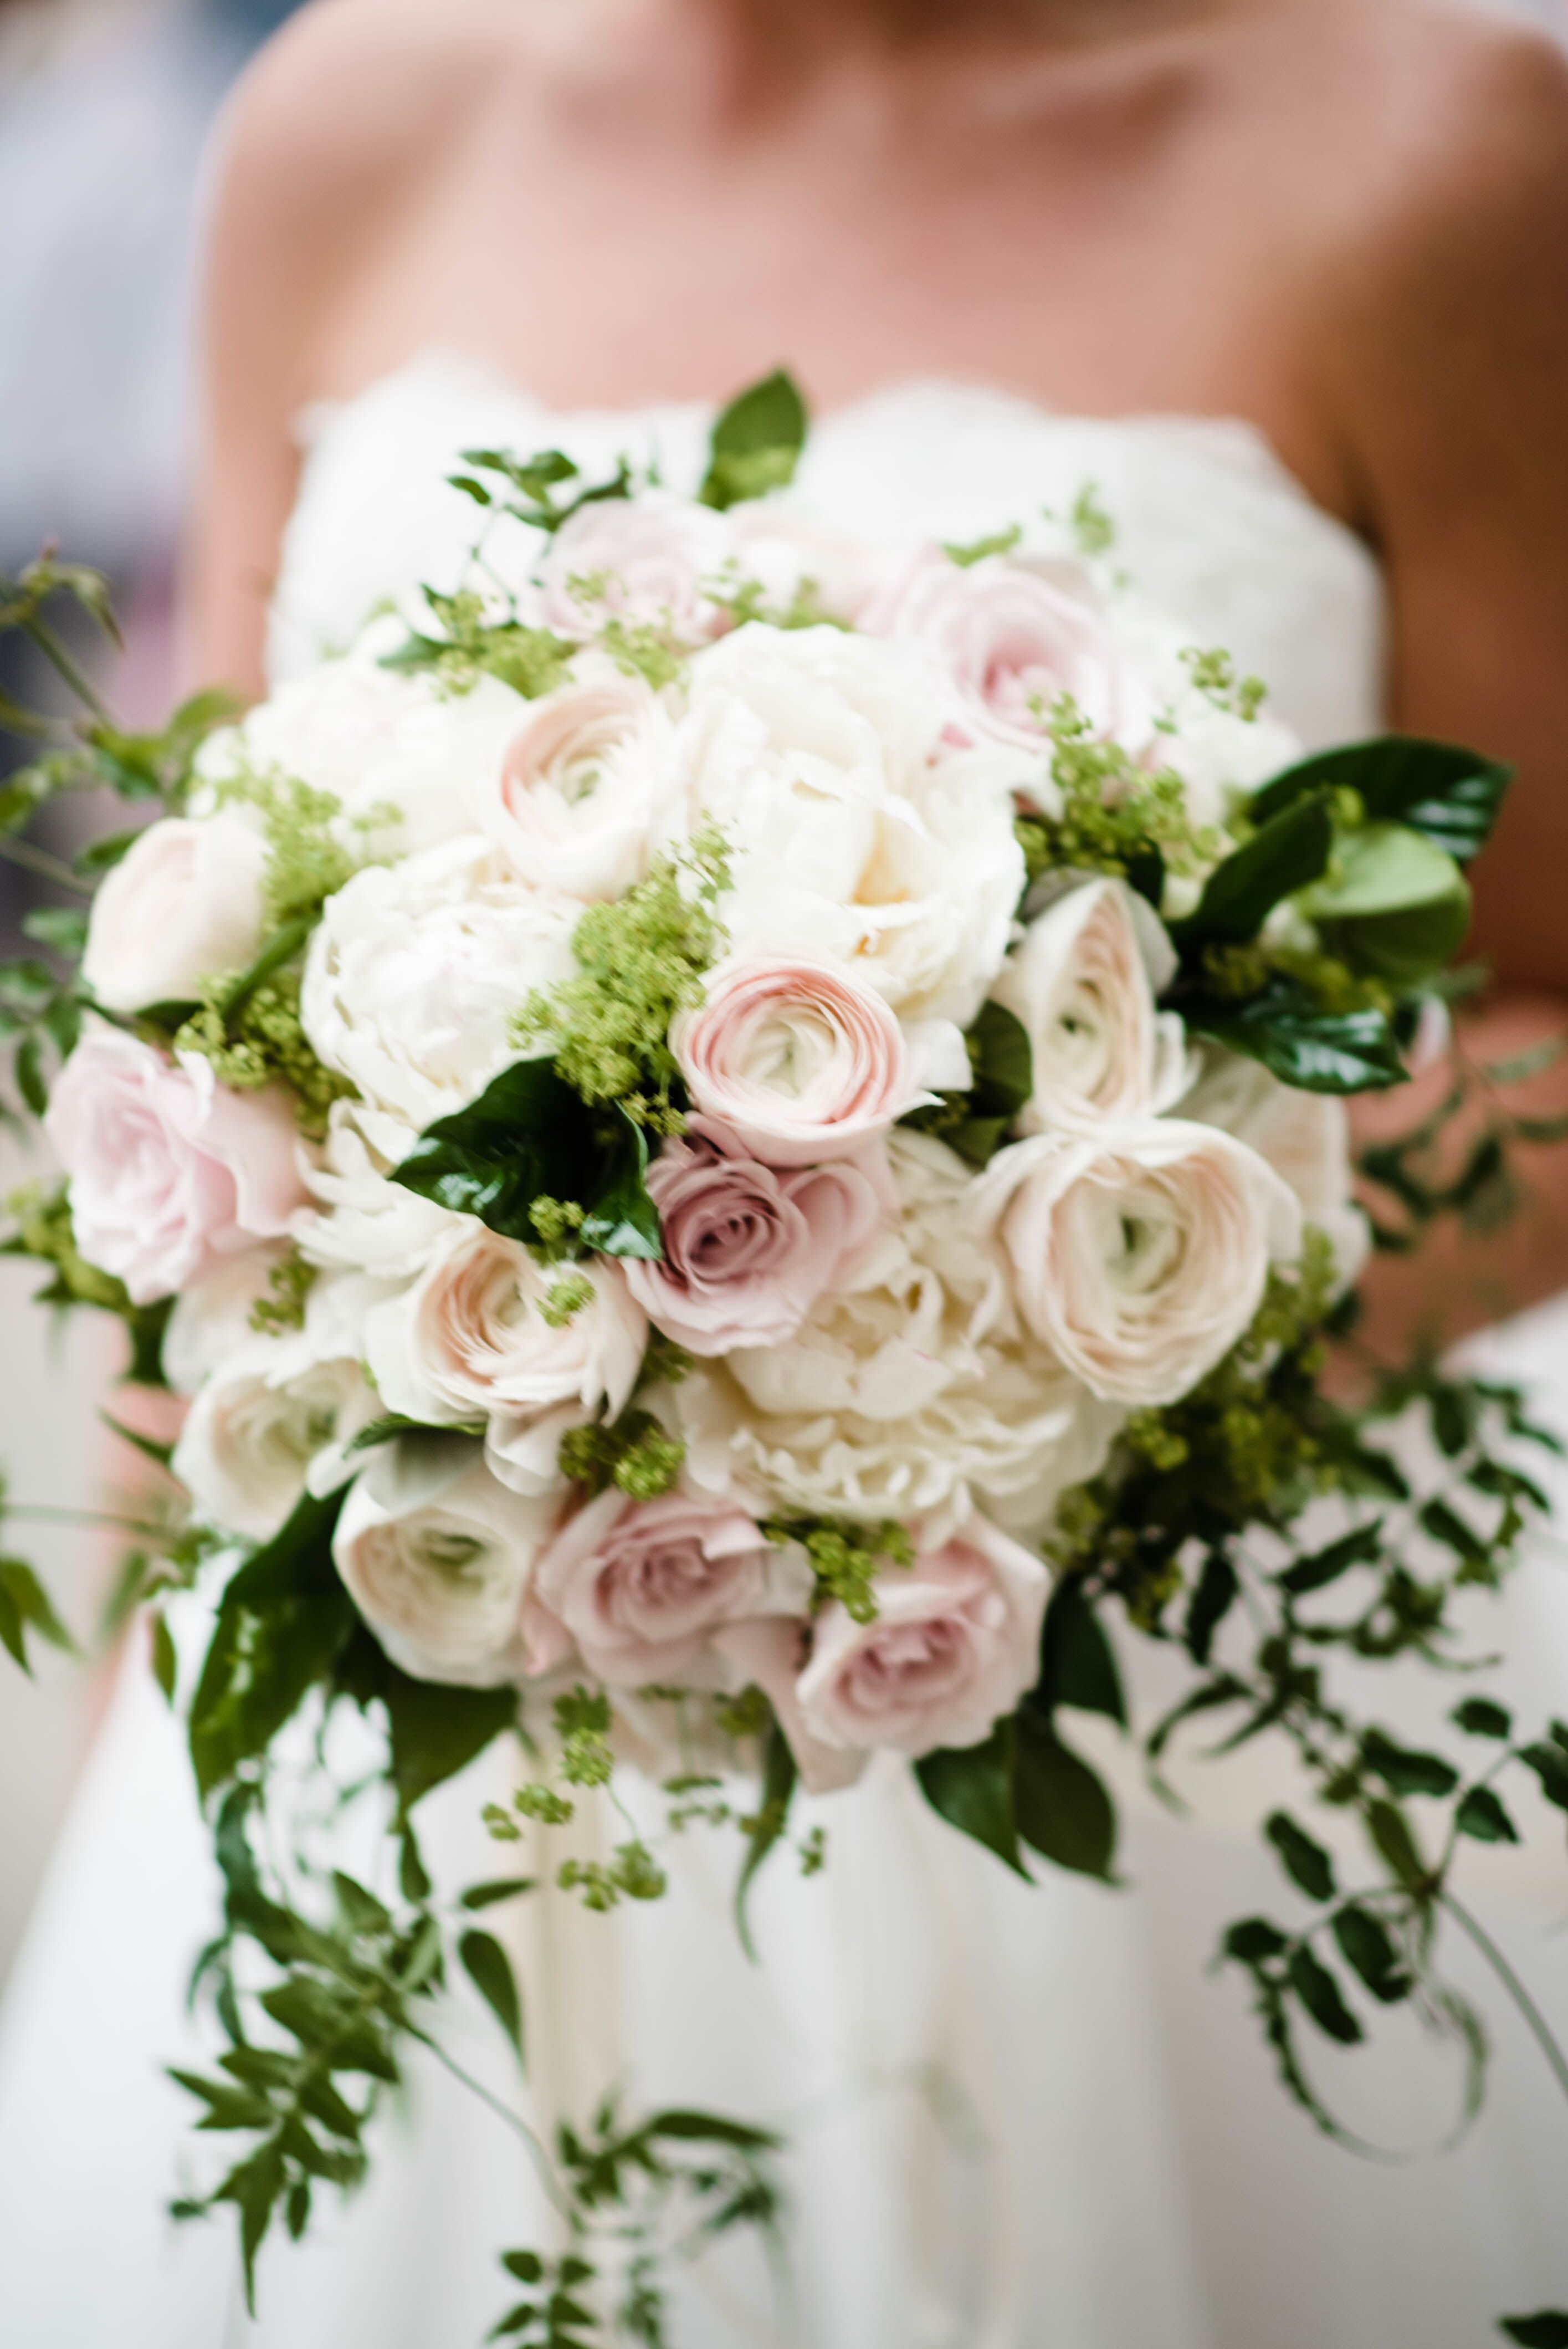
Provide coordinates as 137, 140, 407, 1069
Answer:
0, 0, 1564, 1997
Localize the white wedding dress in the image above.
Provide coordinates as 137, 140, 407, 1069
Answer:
3, 367, 1567, 2349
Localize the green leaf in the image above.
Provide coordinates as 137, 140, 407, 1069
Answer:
460, 1928, 525, 2063
918, 1721, 1027, 1876
1265, 1811, 1338, 1903
503, 2251, 546, 2285
967, 999, 1034, 1120
216, 917, 314, 1022
735, 1721, 797, 1960
1185, 1548, 1239, 1666
23, 903, 89, 956
380, 1662, 519, 1814
1182, 978, 1406, 1094
646, 2108, 782, 2151
1038, 1575, 1126, 1724
189, 1589, 353, 1802
1287, 1944, 1364, 2046
699, 370, 809, 510
1251, 736, 1513, 866
1365, 1798, 1429, 1892
1279, 1521, 1385, 1596
1519, 1742, 1568, 1813
15, 1030, 47, 1115
1012, 1708, 1118, 1882
74, 824, 145, 877
1456, 1785, 1520, 1845
0, 1556, 75, 1673
1224, 1916, 1289, 1964
1500, 2316, 1568, 2346
391, 1060, 662, 1261
151, 1611, 178, 1704
461, 1876, 538, 1911
1361, 1729, 1459, 1800
1175, 794, 1334, 949
224, 1487, 345, 1610
1331, 1906, 1411, 2005
1452, 1696, 1513, 1741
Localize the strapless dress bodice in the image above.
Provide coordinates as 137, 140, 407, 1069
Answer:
272, 356, 1387, 751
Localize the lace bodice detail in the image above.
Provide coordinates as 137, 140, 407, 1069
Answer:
272, 357, 1387, 750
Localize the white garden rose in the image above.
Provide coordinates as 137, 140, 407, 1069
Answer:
477, 664, 684, 902
333, 1439, 568, 1687
981, 1120, 1302, 1408
993, 879, 1190, 1134
299, 836, 578, 1131
675, 1130, 1119, 1534
1183, 1051, 1370, 1291
363, 1221, 647, 1431
193, 646, 531, 858
172, 1275, 383, 1540
81, 812, 268, 1014
536, 490, 733, 643
679, 624, 1023, 1028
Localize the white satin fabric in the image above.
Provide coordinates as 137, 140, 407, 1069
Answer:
3, 366, 1566, 2349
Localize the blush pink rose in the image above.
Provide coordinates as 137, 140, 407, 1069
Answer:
536, 490, 733, 644
711, 1614, 869, 1795
624, 1116, 888, 1354
873, 548, 1125, 749
672, 955, 921, 1168
793, 1512, 1049, 1759
533, 1486, 813, 1687
46, 1027, 306, 1307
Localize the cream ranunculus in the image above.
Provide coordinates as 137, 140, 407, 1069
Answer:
981, 1120, 1302, 1408
532, 1486, 812, 1688
793, 1510, 1050, 1759
672, 955, 921, 1168
362, 1220, 647, 1434
81, 812, 268, 1014
299, 836, 578, 1132
192, 644, 532, 859
172, 1275, 383, 1541
536, 490, 734, 643
298, 1100, 460, 1281
332, 1439, 569, 1687
993, 879, 1190, 1134
679, 624, 1023, 1029
1182, 1050, 1370, 1291
674, 1130, 1120, 1535
478, 664, 684, 902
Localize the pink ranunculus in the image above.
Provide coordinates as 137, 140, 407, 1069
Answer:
624, 1116, 888, 1355
793, 1512, 1050, 1759
536, 490, 733, 645
672, 956, 921, 1169
533, 1486, 813, 1688
484, 671, 675, 902
873, 547, 1125, 750
45, 1027, 306, 1307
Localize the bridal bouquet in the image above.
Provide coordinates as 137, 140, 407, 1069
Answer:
3, 376, 1565, 2343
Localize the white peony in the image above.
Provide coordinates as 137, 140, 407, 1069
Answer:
678, 624, 1024, 1031
299, 836, 578, 1132
475, 663, 684, 902
81, 812, 268, 1014
674, 1130, 1119, 1536
298, 1101, 459, 1282
980, 1120, 1302, 1408
193, 644, 532, 859
993, 879, 1190, 1134
332, 1439, 568, 1687
172, 1274, 383, 1540
362, 1220, 647, 1435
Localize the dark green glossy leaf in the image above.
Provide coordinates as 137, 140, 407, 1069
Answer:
1038, 1574, 1126, 1724
1279, 1521, 1386, 1597
1456, 1785, 1520, 1845
1361, 1729, 1458, 1800
1185, 1548, 1238, 1666
460, 1928, 525, 2062
1287, 1944, 1364, 2045
189, 1588, 353, 1802
0, 1556, 74, 1674
460, 1876, 539, 1911
916, 1719, 1027, 1876
578, 1112, 662, 1259
967, 998, 1034, 1119
700, 369, 809, 510
1365, 1798, 1429, 1892
1175, 794, 1333, 949
1265, 1810, 1338, 1903
1500, 2315, 1568, 2346
646, 2109, 782, 2151
1013, 1709, 1118, 1882
151, 1610, 178, 1703
1519, 1742, 1568, 1813
1224, 1916, 1289, 1965
379, 1661, 519, 1813
224, 1488, 344, 1610
1181, 978, 1406, 1094
1452, 1696, 1513, 1740
1331, 1906, 1411, 2005
1251, 735, 1512, 866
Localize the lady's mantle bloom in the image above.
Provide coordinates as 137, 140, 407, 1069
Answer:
534, 1486, 812, 1688
46, 1027, 305, 1306
81, 812, 268, 1015
672, 955, 922, 1169
624, 1115, 888, 1354
981, 1120, 1301, 1409
479, 666, 683, 902
334, 1440, 568, 1688
300, 836, 577, 1131
793, 1511, 1049, 1759
679, 624, 1023, 1030
992, 879, 1189, 1134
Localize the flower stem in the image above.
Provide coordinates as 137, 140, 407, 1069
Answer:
1439, 1887, 1568, 2110
0, 835, 91, 895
